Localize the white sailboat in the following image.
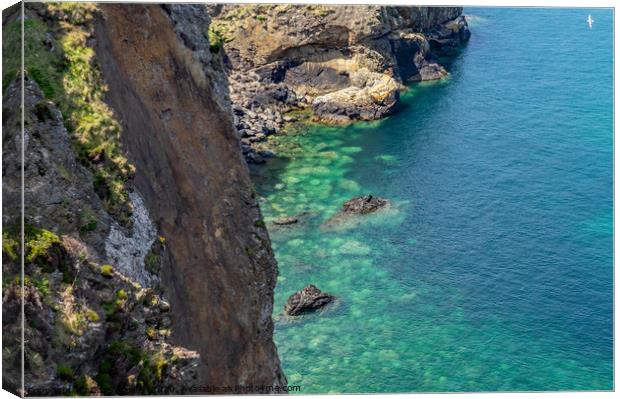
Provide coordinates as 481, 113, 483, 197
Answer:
587, 14, 594, 28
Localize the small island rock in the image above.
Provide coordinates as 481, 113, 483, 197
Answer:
321, 194, 391, 231
342, 194, 389, 214
284, 284, 335, 316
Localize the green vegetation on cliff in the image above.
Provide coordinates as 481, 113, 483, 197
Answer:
2, 223, 196, 395
24, 224, 61, 263
2, 3, 134, 225
2, 18, 64, 97
96, 340, 169, 395
2, 230, 19, 262
207, 23, 233, 53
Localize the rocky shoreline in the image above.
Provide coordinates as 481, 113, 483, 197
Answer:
210, 4, 470, 163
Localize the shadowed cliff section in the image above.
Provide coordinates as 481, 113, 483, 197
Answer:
93, 4, 286, 389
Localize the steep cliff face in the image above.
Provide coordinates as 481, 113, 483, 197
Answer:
3, 2, 469, 395
212, 5, 464, 73
93, 3, 285, 388
2, 74, 200, 396
3, 2, 284, 395
209, 5, 469, 161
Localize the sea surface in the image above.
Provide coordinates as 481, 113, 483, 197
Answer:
252, 7, 613, 392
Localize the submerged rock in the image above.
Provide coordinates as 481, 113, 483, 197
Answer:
342, 195, 389, 214
284, 284, 335, 316
273, 216, 299, 225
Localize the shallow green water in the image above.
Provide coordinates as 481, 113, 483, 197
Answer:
253, 7, 613, 393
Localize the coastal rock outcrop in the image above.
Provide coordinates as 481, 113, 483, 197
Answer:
321, 195, 391, 231
312, 69, 400, 123
209, 4, 470, 159
284, 285, 336, 316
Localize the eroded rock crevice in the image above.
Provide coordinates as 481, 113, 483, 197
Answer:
105, 192, 158, 288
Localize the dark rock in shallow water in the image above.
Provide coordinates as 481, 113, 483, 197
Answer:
342, 194, 389, 214
284, 284, 335, 316
321, 194, 391, 231
273, 216, 299, 225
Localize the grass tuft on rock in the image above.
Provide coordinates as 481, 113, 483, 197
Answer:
79, 207, 98, 234
207, 23, 233, 53
146, 327, 157, 341
74, 374, 98, 396
24, 225, 61, 264
85, 309, 100, 323
57, 363, 75, 381
100, 264, 115, 278
2, 231, 19, 262
116, 289, 128, 300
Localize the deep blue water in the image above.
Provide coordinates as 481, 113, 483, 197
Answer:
254, 8, 613, 392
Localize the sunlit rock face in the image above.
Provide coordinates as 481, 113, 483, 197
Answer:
209, 4, 469, 159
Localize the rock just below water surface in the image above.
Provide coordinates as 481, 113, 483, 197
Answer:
273, 216, 299, 225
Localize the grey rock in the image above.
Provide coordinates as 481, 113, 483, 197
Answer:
159, 300, 171, 312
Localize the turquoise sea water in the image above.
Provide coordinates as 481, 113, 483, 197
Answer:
253, 8, 613, 392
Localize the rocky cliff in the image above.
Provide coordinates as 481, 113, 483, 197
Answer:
208, 4, 470, 162
2, 2, 469, 396
2, 2, 284, 395
93, 3, 285, 389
